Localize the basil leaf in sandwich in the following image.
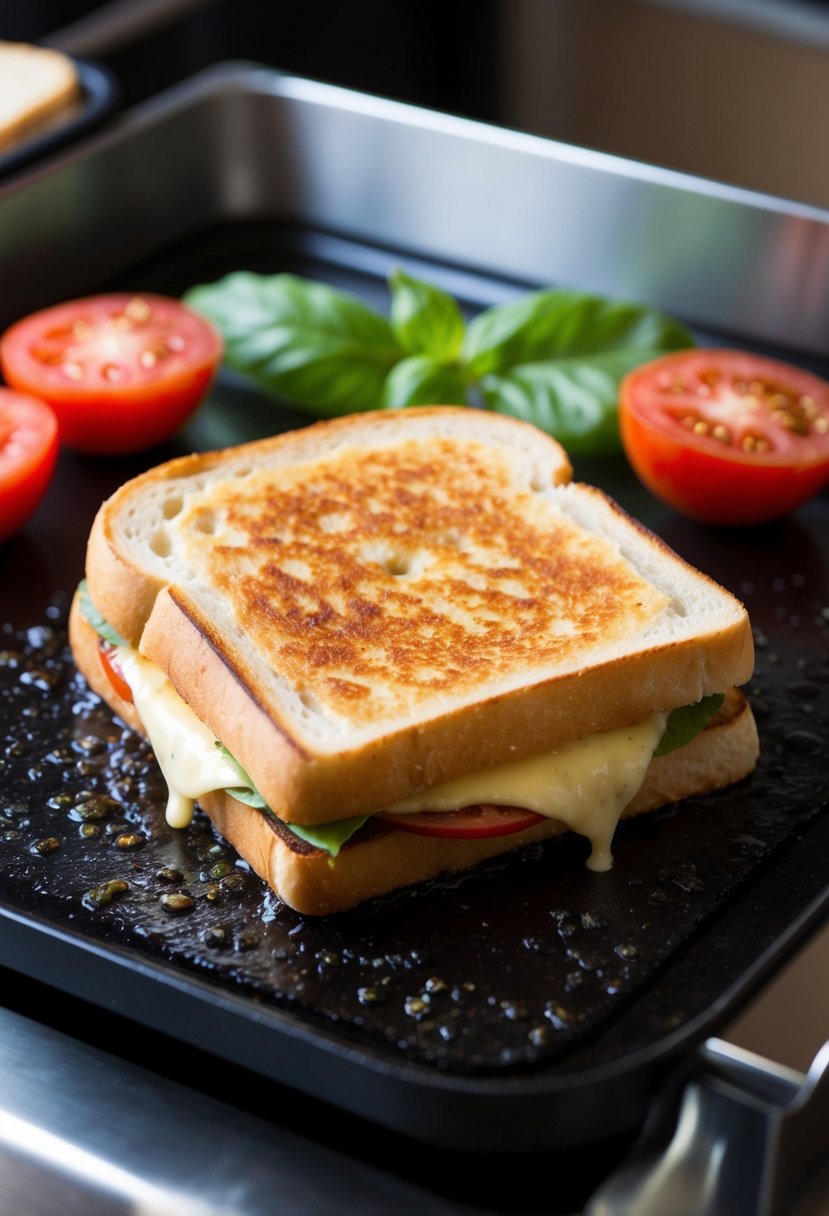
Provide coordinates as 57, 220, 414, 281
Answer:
655, 693, 725, 757
78, 579, 127, 648
215, 743, 368, 857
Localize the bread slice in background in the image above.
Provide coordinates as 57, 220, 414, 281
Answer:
83, 408, 754, 826
0, 41, 80, 150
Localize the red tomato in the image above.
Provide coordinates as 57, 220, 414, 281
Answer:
376, 804, 546, 839
0, 293, 222, 455
97, 639, 133, 704
0, 389, 58, 542
620, 349, 829, 525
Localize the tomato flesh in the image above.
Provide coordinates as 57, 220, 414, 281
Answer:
376, 804, 546, 839
620, 349, 829, 525
98, 639, 133, 704
0, 293, 222, 455
0, 389, 58, 542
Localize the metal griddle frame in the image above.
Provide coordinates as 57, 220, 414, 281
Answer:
1, 66, 829, 1177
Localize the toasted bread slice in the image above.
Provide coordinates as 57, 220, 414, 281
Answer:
83, 408, 753, 824
68, 595, 760, 915
0, 42, 80, 150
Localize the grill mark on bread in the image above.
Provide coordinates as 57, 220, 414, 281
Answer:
165, 586, 312, 761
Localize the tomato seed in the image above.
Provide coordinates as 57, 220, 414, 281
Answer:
167, 335, 185, 352
140, 351, 157, 369
103, 363, 126, 382
712, 424, 730, 443
693, 420, 709, 435
125, 297, 151, 324
61, 361, 83, 382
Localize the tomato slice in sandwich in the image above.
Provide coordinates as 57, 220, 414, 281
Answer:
98, 639, 133, 704
376, 805, 546, 839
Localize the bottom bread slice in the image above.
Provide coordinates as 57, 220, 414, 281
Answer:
69, 599, 759, 916
199, 688, 758, 915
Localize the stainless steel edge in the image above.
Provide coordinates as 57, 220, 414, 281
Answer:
0, 1005, 465, 1216
587, 1038, 829, 1216
2, 61, 829, 352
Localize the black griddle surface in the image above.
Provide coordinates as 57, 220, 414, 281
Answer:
1, 224, 828, 1143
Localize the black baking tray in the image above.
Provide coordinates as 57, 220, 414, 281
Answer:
0, 55, 117, 179
1, 71, 829, 1156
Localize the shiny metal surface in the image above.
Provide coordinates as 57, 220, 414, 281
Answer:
0, 1005, 463, 1216
587, 1038, 829, 1216
3, 62, 829, 353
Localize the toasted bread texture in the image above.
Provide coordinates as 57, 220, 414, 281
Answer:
0, 42, 80, 150
82, 408, 754, 824
68, 594, 761, 916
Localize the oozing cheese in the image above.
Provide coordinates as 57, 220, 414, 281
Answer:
116, 649, 241, 829
386, 714, 665, 870
114, 646, 665, 867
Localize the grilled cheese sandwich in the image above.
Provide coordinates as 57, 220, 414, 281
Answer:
70, 408, 758, 914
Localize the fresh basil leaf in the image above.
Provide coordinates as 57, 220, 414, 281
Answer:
215, 742, 366, 856
215, 743, 266, 804
389, 268, 465, 361
77, 580, 127, 648
225, 786, 268, 809
382, 354, 468, 408
463, 290, 692, 378
284, 816, 369, 858
481, 350, 670, 456
185, 272, 403, 415
655, 693, 725, 757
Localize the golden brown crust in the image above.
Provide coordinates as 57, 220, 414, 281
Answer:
137, 580, 754, 824
80, 409, 753, 823
0, 42, 80, 149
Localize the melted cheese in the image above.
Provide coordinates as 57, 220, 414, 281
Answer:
116, 649, 241, 828
386, 714, 666, 870
114, 646, 664, 866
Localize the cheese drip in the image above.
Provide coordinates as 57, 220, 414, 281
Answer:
114, 646, 665, 867
116, 649, 241, 828
386, 714, 666, 870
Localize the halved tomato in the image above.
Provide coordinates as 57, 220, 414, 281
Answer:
620, 349, 829, 525
376, 804, 545, 839
0, 293, 222, 455
0, 388, 58, 543
98, 639, 133, 704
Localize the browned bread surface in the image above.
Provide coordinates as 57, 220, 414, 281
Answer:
68, 595, 760, 917
0, 42, 80, 149
82, 409, 754, 822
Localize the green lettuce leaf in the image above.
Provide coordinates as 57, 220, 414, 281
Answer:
77, 580, 127, 648
215, 744, 367, 857
655, 693, 725, 757
282, 815, 370, 858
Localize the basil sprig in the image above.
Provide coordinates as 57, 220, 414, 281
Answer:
185, 269, 692, 454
